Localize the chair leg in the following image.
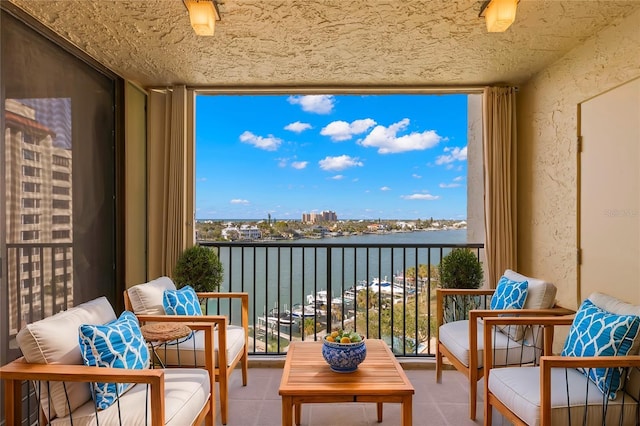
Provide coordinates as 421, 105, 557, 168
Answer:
485, 395, 492, 426
220, 369, 229, 425
242, 349, 249, 386
435, 344, 442, 383
468, 369, 477, 420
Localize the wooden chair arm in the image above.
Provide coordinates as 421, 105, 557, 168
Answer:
436, 288, 496, 296
483, 316, 575, 370
135, 313, 228, 326
436, 288, 495, 329
0, 358, 164, 383
196, 292, 249, 338
469, 306, 575, 321
539, 355, 640, 425
0, 360, 168, 426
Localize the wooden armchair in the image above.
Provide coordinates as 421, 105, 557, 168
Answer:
125, 276, 249, 425
484, 297, 640, 426
0, 296, 215, 426
435, 269, 572, 420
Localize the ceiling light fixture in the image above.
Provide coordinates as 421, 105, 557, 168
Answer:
479, 0, 518, 33
183, 0, 220, 36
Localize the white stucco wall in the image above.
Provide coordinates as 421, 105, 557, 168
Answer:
516, 8, 640, 309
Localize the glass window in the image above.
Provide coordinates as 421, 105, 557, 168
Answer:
2, 11, 119, 347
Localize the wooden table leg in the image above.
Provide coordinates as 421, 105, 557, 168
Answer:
5, 379, 20, 425
295, 402, 301, 426
281, 396, 292, 426
401, 396, 413, 426
376, 402, 383, 422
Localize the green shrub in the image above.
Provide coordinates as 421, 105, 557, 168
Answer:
439, 248, 483, 289
173, 245, 223, 292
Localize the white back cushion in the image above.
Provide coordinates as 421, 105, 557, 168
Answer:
16, 296, 116, 420
504, 269, 557, 309
127, 276, 176, 315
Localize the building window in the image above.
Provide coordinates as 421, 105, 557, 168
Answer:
52, 186, 70, 195
52, 199, 70, 209
22, 182, 41, 192
52, 155, 70, 167
21, 214, 39, 224
22, 132, 39, 146
21, 247, 38, 257
52, 171, 70, 181
54, 259, 71, 269
23, 149, 40, 161
21, 278, 32, 289
52, 215, 70, 224
21, 230, 39, 241
52, 230, 70, 239
22, 198, 41, 208
22, 165, 41, 177
22, 262, 40, 272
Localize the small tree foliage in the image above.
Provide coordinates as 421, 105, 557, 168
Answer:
173, 245, 224, 292
439, 248, 483, 289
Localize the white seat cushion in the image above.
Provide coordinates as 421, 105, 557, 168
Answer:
153, 326, 246, 368
127, 276, 176, 315
439, 320, 539, 368
489, 366, 638, 426
49, 368, 210, 426
16, 297, 117, 420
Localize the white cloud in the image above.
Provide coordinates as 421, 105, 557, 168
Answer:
320, 118, 376, 141
380, 186, 391, 191
412, 173, 422, 179
319, 155, 364, 171
239, 131, 282, 151
291, 161, 308, 169
230, 199, 250, 205
284, 121, 312, 133
436, 146, 467, 164
401, 193, 440, 200
439, 183, 461, 188
359, 118, 442, 154
287, 95, 335, 114
331, 175, 344, 180
277, 158, 288, 168
453, 176, 464, 182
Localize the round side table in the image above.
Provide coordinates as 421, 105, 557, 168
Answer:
140, 323, 192, 368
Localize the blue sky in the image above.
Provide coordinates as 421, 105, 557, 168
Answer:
195, 94, 468, 221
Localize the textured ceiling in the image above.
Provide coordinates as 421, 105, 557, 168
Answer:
6, 0, 640, 89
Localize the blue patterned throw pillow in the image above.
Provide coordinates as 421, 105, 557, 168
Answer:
78, 311, 150, 410
163, 285, 203, 316
490, 276, 528, 310
561, 299, 640, 399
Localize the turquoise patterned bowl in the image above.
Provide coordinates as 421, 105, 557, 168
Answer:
322, 335, 367, 373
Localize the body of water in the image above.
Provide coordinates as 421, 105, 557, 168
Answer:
214, 229, 477, 323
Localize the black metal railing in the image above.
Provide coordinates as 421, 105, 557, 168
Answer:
199, 240, 484, 357
4, 243, 74, 338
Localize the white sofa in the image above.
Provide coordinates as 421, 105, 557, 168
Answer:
1, 296, 214, 426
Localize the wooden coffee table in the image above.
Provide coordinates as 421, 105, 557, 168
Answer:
279, 339, 414, 426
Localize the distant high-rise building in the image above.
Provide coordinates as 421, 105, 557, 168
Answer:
5, 99, 73, 334
302, 210, 337, 223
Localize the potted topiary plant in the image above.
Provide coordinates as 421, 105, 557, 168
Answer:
439, 248, 483, 322
439, 248, 483, 289
173, 245, 224, 292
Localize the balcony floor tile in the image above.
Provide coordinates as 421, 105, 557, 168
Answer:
214, 366, 507, 425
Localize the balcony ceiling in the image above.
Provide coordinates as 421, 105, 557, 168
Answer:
6, 0, 640, 89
